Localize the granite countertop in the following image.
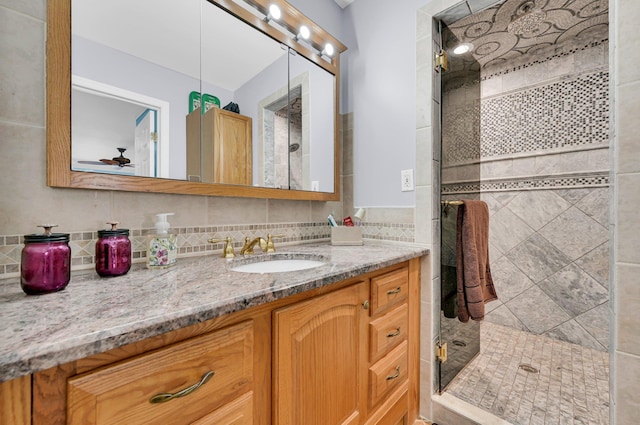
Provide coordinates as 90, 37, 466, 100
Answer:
0, 241, 428, 383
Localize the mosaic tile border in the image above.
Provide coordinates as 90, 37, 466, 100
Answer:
443, 38, 609, 93
442, 172, 609, 194
443, 70, 610, 165
0, 221, 415, 278
481, 38, 609, 81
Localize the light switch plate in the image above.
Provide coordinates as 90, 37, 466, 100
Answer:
401, 169, 414, 192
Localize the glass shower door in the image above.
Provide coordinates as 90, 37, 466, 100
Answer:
437, 20, 482, 392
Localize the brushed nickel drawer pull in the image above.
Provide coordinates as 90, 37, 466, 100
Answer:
387, 327, 401, 338
386, 366, 401, 381
149, 371, 215, 404
386, 287, 401, 295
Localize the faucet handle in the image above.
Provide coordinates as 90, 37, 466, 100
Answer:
209, 237, 236, 258
265, 234, 285, 253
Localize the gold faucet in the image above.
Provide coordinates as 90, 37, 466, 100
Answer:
240, 237, 267, 255
208, 237, 236, 258
240, 234, 284, 255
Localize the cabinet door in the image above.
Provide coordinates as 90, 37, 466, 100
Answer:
212, 108, 252, 185
273, 282, 369, 425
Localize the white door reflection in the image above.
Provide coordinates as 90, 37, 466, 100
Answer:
71, 76, 170, 177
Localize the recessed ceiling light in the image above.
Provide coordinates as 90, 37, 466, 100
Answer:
453, 43, 474, 55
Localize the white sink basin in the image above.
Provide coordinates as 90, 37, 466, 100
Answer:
231, 258, 326, 273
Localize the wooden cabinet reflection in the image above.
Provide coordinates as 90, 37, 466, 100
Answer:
187, 107, 252, 185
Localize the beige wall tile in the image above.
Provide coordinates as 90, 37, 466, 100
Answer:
113, 192, 208, 229
0, 0, 45, 20
575, 42, 607, 73
614, 263, 640, 356
416, 127, 433, 187
417, 59, 433, 129
615, 1, 640, 86
311, 199, 343, 223
502, 68, 526, 93
547, 53, 575, 79
615, 173, 640, 264
588, 147, 611, 171
616, 80, 640, 174
365, 207, 414, 224
342, 128, 354, 176
419, 359, 433, 420
524, 61, 548, 86
481, 75, 502, 98
206, 196, 267, 225
0, 7, 45, 126
481, 159, 513, 180
511, 156, 537, 177
0, 122, 114, 234
340, 175, 352, 218
415, 186, 432, 244
266, 199, 311, 223
613, 352, 640, 423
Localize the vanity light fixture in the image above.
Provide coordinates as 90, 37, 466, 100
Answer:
295, 25, 310, 41
321, 42, 335, 57
264, 4, 281, 23
452, 43, 474, 55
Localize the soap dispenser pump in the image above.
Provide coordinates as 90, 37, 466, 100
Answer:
147, 213, 177, 269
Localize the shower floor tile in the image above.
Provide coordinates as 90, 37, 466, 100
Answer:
446, 322, 609, 425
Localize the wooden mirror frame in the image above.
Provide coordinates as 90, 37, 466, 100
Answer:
47, 0, 345, 201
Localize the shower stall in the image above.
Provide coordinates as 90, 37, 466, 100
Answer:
434, 0, 610, 423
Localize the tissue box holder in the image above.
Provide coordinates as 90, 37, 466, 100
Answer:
331, 227, 363, 246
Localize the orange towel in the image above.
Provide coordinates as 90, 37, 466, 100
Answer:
456, 200, 497, 322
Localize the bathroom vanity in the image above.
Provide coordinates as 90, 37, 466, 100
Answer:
0, 242, 428, 425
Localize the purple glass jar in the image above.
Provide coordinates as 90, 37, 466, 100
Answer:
21, 225, 71, 295
95, 222, 131, 277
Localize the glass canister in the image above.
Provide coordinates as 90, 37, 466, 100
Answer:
21, 224, 71, 295
95, 222, 131, 277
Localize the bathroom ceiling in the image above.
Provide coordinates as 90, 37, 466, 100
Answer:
439, 0, 608, 69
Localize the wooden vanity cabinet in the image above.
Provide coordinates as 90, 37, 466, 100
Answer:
66, 320, 255, 424
273, 281, 369, 425
186, 107, 252, 185
4, 258, 420, 425
273, 262, 420, 425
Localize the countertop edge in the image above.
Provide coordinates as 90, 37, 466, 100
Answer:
0, 243, 429, 382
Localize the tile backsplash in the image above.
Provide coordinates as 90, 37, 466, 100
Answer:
0, 220, 415, 279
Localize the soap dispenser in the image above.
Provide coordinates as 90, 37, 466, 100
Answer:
147, 213, 177, 269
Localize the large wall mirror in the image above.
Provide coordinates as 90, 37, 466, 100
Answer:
47, 0, 345, 200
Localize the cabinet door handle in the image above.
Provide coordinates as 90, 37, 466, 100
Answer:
386, 366, 401, 381
387, 287, 401, 295
387, 327, 401, 338
363, 300, 370, 310
149, 371, 215, 404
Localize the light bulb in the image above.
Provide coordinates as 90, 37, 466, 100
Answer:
322, 43, 334, 57
452, 43, 473, 55
265, 4, 281, 22
296, 25, 310, 41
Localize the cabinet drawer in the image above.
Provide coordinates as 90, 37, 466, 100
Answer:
192, 391, 253, 425
368, 341, 408, 409
372, 389, 407, 425
369, 303, 408, 362
67, 320, 254, 425
370, 267, 408, 315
